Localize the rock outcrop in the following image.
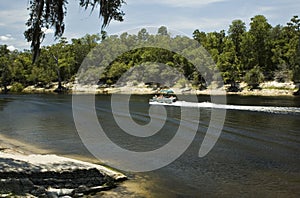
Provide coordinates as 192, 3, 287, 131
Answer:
0, 152, 126, 197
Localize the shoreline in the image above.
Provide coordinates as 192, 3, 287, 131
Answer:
0, 134, 129, 197
16, 81, 299, 97
0, 134, 50, 156
0, 134, 152, 198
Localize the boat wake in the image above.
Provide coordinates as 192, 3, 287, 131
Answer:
149, 101, 300, 114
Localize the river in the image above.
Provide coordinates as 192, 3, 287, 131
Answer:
0, 94, 299, 197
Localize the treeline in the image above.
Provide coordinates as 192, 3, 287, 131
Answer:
0, 35, 100, 93
0, 15, 299, 93
193, 15, 300, 92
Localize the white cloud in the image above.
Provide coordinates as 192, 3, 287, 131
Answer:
12, 40, 31, 51
7, 45, 16, 51
41, 27, 55, 34
0, 34, 14, 41
129, 0, 227, 8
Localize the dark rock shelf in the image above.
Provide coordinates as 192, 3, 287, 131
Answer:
0, 152, 127, 197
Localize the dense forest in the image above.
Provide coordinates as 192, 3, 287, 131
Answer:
0, 15, 299, 94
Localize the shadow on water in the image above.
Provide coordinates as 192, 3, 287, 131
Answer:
0, 96, 14, 111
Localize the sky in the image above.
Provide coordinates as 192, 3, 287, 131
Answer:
0, 0, 299, 51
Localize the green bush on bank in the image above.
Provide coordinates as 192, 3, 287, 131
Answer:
10, 82, 24, 92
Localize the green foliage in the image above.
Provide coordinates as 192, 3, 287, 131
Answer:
193, 30, 206, 46
248, 15, 272, 75
245, 66, 264, 89
25, 0, 126, 62
1, 15, 300, 94
217, 38, 241, 87
228, 19, 246, 57
274, 64, 292, 82
176, 78, 188, 88
0, 45, 12, 93
193, 15, 300, 90
10, 82, 24, 92
158, 26, 168, 36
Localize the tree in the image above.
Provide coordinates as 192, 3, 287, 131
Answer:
228, 19, 246, 57
240, 32, 256, 72
138, 28, 149, 41
287, 15, 300, 32
198, 30, 226, 65
249, 15, 272, 78
71, 34, 101, 74
193, 29, 207, 46
0, 14, 297, 94
0, 45, 12, 93
24, 0, 126, 62
46, 37, 75, 91
217, 38, 241, 91
270, 16, 300, 94
285, 16, 300, 94
157, 26, 168, 36
269, 25, 294, 82
9, 51, 30, 86
245, 66, 264, 89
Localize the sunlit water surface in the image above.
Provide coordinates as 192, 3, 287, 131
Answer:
0, 94, 299, 197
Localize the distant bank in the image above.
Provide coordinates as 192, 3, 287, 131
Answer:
2, 80, 299, 97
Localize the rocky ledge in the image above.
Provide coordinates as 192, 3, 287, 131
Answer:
0, 152, 126, 197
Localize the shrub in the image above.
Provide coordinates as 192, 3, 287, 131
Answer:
10, 82, 24, 92
245, 66, 264, 89
274, 64, 292, 83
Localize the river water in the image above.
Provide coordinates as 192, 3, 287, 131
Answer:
0, 94, 299, 197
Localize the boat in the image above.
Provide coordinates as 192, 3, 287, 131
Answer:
149, 89, 177, 104
149, 95, 177, 104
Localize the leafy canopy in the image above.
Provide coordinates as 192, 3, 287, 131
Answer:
24, 0, 126, 63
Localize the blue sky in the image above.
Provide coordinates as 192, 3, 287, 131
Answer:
0, 0, 299, 51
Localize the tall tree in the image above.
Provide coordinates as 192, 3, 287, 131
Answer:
270, 25, 292, 82
249, 15, 272, 78
228, 19, 246, 57
240, 32, 256, 72
46, 37, 75, 91
217, 38, 241, 90
24, 0, 126, 62
0, 45, 12, 93
285, 16, 300, 94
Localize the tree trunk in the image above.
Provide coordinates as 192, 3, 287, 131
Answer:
227, 81, 239, 92
57, 68, 62, 89
3, 84, 8, 94
53, 55, 66, 93
54, 68, 67, 93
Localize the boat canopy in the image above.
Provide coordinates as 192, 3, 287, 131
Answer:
160, 89, 174, 94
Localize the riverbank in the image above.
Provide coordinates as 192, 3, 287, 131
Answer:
0, 134, 128, 197
18, 81, 299, 97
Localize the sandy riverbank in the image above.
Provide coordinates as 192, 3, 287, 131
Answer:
19, 81, 299, 97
